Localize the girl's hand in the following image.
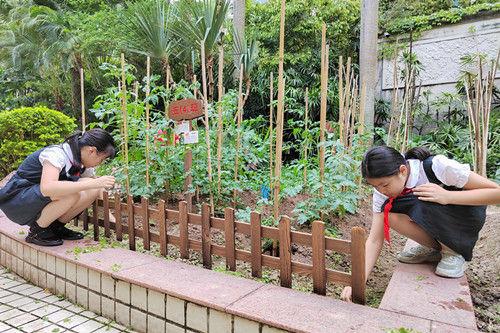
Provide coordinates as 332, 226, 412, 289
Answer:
413, 183, 450, 205
341, 286, 352, 302
93, 176, 115, 190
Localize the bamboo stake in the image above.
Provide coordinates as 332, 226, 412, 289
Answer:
120, 53, 130, 195
200, 43, 214, 211
273, 0, 286, 247
303, 87, 309, 187
80, 68, 85, 132
233, 63, 244, 207
319, 23, 328, 197
269, 72, 274, 189
145, 57, 151, 188
193, 74, 198, 98
216, 45, 224, 197
388, 53, 399, 145
348, 78, 358, 149
338, 56, 344, 140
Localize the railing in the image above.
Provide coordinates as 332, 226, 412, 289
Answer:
77, 191, 366, 304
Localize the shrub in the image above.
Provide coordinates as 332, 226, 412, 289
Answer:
0, 106, 77, 177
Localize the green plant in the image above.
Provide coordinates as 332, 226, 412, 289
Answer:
0, 106, 76, 177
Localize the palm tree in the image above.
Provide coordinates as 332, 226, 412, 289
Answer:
172, 0, 229, 101
121, 0, 176, 83
0, 2, 81, 113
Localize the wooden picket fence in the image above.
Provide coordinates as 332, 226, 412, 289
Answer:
77, 191, 366, 304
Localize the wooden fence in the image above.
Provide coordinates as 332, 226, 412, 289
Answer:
77, 191, 366, 304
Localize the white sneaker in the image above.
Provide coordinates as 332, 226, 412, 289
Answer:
435, 251, 466, 278
397, 244, 442, 264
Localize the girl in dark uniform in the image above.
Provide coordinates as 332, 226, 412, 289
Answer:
0, 129, 116, 246
341, 146, 500, 302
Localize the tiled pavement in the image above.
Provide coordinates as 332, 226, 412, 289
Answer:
0, 266, 136, 333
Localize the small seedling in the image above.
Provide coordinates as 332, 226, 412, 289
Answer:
415, 275, 427, 281
111, 263, 122, 272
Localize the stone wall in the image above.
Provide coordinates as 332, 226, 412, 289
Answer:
377, 15, 500, 103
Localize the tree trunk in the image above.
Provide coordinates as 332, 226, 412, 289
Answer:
232, 0, 246, 81
359, 0, 379, 137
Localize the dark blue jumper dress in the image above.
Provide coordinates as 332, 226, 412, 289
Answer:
0, 147, 83, 226
382, 156, 486, 261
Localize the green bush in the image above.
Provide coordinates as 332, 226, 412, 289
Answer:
0, 106, 77, 177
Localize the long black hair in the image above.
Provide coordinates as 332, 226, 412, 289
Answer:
64, 129, 116, 166
361, 146, 432, 179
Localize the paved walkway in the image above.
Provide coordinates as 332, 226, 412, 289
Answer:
0, 266, 136, 333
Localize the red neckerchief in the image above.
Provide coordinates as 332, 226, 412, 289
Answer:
383, 188, 413, 244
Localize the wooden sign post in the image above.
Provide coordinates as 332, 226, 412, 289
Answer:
168, 98, 204, 212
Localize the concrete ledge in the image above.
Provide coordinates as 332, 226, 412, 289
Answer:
0, 214, 478, 332
380, 239, 477, 330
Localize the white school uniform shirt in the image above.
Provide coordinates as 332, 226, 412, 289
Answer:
372, 155, 471, 212
38, 143, 96, 178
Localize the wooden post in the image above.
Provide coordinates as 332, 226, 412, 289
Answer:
103, 191, 110, 238
200, 44, 214, 211
224, 207, 236, 271
179, 201, 189, 259
114, 190, 122, 241
82, 208, 88, 231
233, 63, 244, 207
184, 146, 193, 213
269, 72, 274, 188
201, 203, 212, 269
158, 199, 167, 256
303, 87, 309, 187
216, 45, 224, 196
312, 221, 326, 295
279, 215, 292, 288
120, 53, 130, 195
145, 56, 151, 187
273, 0, 286, 229
250, 211, 262, 278
141, 197, 150, 250
127, 195, 135, 251
92, 201, 99, 241
80, 68, 85, 132
319, 23, 328, 196
351, 227, 366, 305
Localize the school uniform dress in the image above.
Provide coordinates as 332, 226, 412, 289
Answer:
0, 143, 94, 226
373, 155, 486, 261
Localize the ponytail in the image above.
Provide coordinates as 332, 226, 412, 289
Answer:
64, 129, 116, 165
404, 147, 432, 161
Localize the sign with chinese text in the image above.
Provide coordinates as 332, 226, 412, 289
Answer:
168, 99, 204, 121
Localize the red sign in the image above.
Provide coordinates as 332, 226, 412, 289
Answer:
168, 99, 204, 121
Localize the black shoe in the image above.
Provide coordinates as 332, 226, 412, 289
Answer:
26, 223, 63, 247
50, 221, 84, 240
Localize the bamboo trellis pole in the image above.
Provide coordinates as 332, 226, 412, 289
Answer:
272, 0, 286, 234
80, 68, 85, 132
269, 72, 274, 189
388, 53, 399, 146
233, 63, 244, 207
200, 43, 214, 210
120, 53, 130, 195
216, 45, 224, 196
303, 87, 309, 187
319, 23, 328, 197
348, 79, 359, 149
145, 57, 151, 188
